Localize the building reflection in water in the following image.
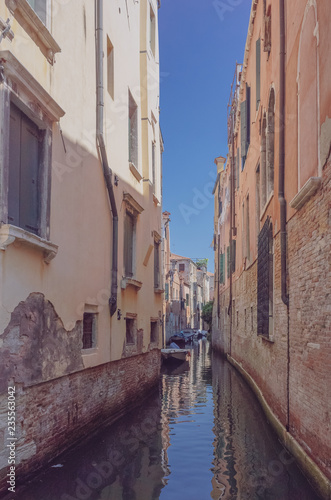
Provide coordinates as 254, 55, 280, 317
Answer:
16, 340, 320, 500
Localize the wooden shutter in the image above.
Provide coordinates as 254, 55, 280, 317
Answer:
256, 38, 261, 109
236, 147, 240, 189
219, 253, 225, 284
232, 239, 236, 273
246, 84, 251, 149
240, 100, 247, 159
8, 104, 40, 234
154, 241, 160, 288
8, 104, 21, 227
124, 212, 134, 277
227, 246, 230, 278
20, 113, 40, 234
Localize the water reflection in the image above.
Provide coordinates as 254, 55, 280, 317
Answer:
13, 341, 320, 500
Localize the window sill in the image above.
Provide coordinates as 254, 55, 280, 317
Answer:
153, 193, 160, 205
260, 191, 274, 221
290, 177, 322, 210
124, 278, 143, 290
129, 162, 142, 182
0, 224, 58, 263
260, 334, 275, 344
154, 287, 164, 294
5, 0, 61, 64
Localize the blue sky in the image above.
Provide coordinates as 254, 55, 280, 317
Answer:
159, 0, 252, 272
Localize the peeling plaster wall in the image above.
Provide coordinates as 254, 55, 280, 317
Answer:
0, 293, 84, 393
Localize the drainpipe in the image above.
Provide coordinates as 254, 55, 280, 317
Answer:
95, 0, 118, 316
279, 0, 288, 309
279, 0, 290, 432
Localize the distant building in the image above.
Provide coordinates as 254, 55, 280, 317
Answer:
212, 0, 331, 496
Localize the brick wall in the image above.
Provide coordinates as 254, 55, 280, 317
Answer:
0, 349, 160, 493
287, 158, 331, 478
212, 159, 331, 482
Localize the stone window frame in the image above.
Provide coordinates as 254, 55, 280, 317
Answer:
150, 317, 159, 345
5, 0, 61, 64
0, 50, 64, 262
122, 192, 144, 289
82, 305, 98, 352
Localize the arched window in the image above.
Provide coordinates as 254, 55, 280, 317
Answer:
266, 88, 275, 197
297, 2, 319, 188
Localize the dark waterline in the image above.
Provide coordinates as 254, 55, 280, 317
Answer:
10, 341, 321, 500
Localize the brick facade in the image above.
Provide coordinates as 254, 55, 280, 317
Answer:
0, 346, 160, 493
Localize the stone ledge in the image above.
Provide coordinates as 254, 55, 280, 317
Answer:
290, 177, 322, 210
0, 224, 58, 263
5, 0, 61, 64
123, 278, 143, 290
129, 162, 143, 182
227, 354, 331, 500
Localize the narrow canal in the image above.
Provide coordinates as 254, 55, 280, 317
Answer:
14, 341, 320, 500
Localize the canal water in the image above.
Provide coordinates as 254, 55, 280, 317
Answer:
12, 341, 320, 500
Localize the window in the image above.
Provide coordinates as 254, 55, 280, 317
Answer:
219, 252, 225, 284
263, 5, 272, 54
124, 211, 135, 278
256, 38, 261, 109
179, 263, 185, 272
165, 282, 169, 301
107, 37, 114, 99
27, 0, 47, 25
186, 294, 189, 307
82, 313, 97, 349
236, 148, 240, 190
154, 240, 160, 288
0, 52, 63, 261
152, 141, 156, 187
150, 5, 156, 57
150, 320, 158, 343
8, 103, 41, 235
240, 84, 251, 168
257, 217, 273, 337
245, 195, 250, 262
231, 239, 236, 273
261, 113, 267, 208
227, 246, 230, 279
125, 317, 135, 345
128, 91, 138, 168
267, 89, 275, 196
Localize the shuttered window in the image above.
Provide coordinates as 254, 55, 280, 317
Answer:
227, 246, 230, 278
219, 252, 225, 284
154, 240, 160, 288
240, 85, 251, 167
165, 282, 169, 301
236, 147, 240, 189
231, 239, 236, 273
124, 211, 135, 277
256, 38, 261, 109
8, 103, 41, 235
128, 91, 138, 167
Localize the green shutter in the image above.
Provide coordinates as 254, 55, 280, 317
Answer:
236, 147, 240, 189
240, 99, 247, 161
256, 38, 261, 110
227, 246, 230, 278
220, 253, 225, 284
8, 105, 21, 227
124, 212, 134, 277
165, 283, 169, 301
232, 239, 236, 273
246, 84, 251, 149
